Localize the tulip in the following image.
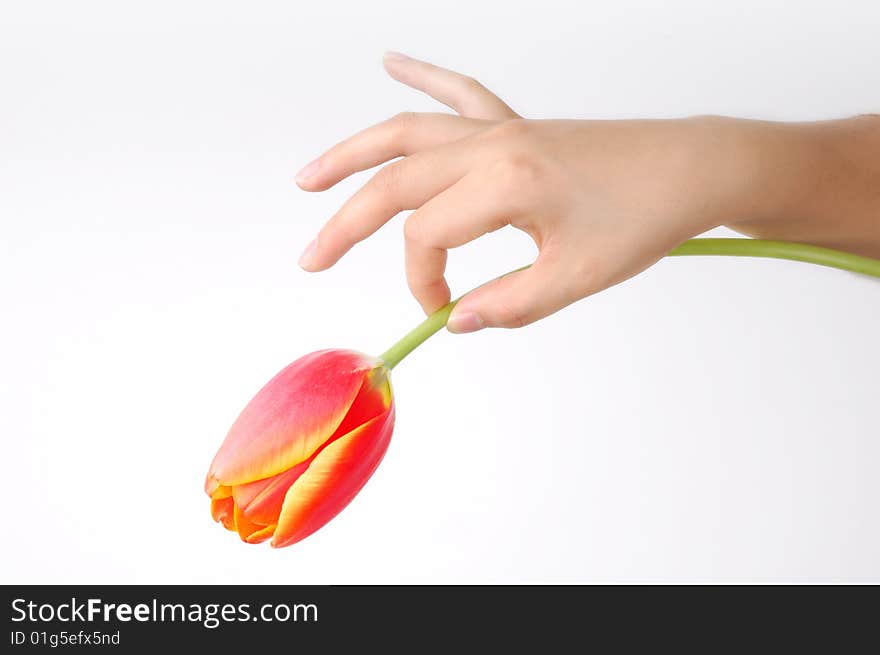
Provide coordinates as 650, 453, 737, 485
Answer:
206, 238, 880, 548
205, 349, 395, 547
204, 300, 454, 548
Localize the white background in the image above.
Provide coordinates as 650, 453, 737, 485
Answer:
2, 0, 878, 583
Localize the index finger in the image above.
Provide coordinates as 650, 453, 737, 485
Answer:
300, 137, 477, 272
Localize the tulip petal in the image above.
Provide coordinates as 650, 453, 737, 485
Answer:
234, 503, 269, 542
245, 524, 276, 544
205, 475, 221, 497
324, 367, 393, 443
208, 350, 379, 487
211, 497, 235, 531
233, 459, 311, 525
271, 405, 395, 548
231, 371, 392, 526
206, 478, 232, 500
231, 369, 393, 526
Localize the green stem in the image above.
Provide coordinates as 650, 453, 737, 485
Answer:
379, 238, 880, 370
379, 300, 458, 370
667, 238, 880, 277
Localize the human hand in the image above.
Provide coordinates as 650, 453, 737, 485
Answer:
295, 52, 765, 332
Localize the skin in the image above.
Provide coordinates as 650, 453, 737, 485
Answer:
295, 52, 880, 333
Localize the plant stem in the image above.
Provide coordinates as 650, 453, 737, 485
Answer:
667, 238, 880, 277
379, 238, 880, 370
380, 301, 458, 370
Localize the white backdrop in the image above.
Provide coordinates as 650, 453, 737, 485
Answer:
2, 0, 878, 583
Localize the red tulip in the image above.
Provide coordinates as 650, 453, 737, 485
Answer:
205, 349, 394, 547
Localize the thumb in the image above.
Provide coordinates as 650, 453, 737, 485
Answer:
446, 257, 576, 333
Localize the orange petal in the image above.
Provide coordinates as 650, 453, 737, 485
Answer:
271, 405, 395, 548
207, 350, 378, 487
233, 503, 269, 542
233, 459, 311, 525
207, 478, 232, 500
245, 524, 276, 544
210, 497, 235, 531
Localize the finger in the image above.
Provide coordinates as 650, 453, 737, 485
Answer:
404, 171, 520, 313
383, 51, 519, 120
299, 139, 476, 272
405, 243, 449, 315
446, 255, 579, 332
296, 112, 489, 192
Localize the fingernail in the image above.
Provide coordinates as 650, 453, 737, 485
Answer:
295, 158, 321, 184
383, 51, 410, 63
298, 238, 318, 270
447, 311, 485, 334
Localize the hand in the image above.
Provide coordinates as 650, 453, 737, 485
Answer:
295, 52, 766, 332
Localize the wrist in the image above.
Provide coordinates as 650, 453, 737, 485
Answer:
679, 115, 803, 233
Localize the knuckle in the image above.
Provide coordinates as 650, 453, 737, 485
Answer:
390, 111, 418, 131
386, 112, 419, 143
489, 152, 545, 193
487, 118, 532, 140
370, 162, 403, 195
407, 275, 443, 295
402, 215, 425, 244
461, 75, 485, 92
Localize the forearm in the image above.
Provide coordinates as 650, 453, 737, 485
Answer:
717, 114, 880, 258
